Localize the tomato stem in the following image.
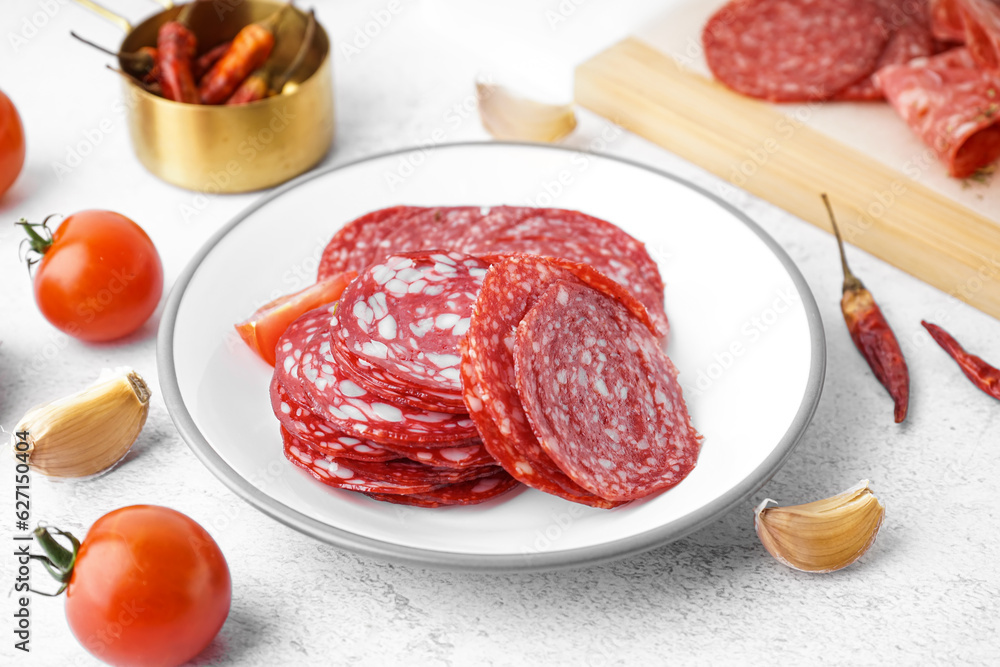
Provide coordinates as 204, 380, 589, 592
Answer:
16, 216, 55, 254
30, 525, 81, 596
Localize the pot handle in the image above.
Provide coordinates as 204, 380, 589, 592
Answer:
70, 0, 133, 33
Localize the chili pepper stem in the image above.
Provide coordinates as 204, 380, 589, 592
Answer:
821, 193, 864, 294
70, 31, 151, 70
272, 8, 316, 94
261, 3, 293, 32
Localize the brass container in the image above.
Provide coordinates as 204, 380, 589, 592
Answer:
88, 0, 333, 192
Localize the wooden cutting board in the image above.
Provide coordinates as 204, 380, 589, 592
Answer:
575, 0, 1000, 319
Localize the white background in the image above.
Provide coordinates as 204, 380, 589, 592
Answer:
2, 0, 999, 664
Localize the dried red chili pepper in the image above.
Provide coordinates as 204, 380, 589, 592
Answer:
193, 41, 232, 82
822, 194, 910, 422
157, 6, 199, 104
70, 32, 160, 84
921, 321, 1000, 400
225, 72, 270, 105
199, 6, 289, 104
226, 9, 315, 106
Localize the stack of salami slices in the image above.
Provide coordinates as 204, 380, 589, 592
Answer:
272, 251, 518, 507
269, 206, 701, 508
702, 0, 1000, 177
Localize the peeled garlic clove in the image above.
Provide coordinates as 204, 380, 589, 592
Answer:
12, 370, 151, 479
754, 480, 885, 573
476, 82, 577, 143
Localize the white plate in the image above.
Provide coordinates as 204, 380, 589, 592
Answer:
158, 143, 825, 571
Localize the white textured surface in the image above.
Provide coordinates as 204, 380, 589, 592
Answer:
1, 1, 998, 665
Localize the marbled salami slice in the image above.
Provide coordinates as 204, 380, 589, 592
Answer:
833, 0, 935, 101
299, 327, 480, 445
462, 256, 656, 508
391, 442, 497, 468
272, 377, 489, 466
272, 301, 339, 419
271, 377, 398, 461
469, 236, 668, 338
337, 251, 486, 398
703, 0, 888, 102
514, 282, 700, 501
283, 430, 455, 494
316, 206, 668, 337
931, 0, 968, 42
958, 0, 1000, 68
316, 206, 422, 282
364, 470, 520, 507
331, 340, 468, 413
877, 48, 1000, 177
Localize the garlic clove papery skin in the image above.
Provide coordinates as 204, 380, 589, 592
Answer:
13, 370, 151, 479
754, 480, 885, 573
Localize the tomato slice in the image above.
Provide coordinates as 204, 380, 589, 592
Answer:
235, 271, 356, 366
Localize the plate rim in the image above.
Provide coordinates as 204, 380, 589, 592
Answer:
157, 141, 826, 572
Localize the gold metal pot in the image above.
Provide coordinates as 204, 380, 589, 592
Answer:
75, 0, 334, 193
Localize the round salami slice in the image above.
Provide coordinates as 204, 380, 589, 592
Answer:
271, 377, 398, 461
833, 1, 935, 101
390, 442, 497, 468
364, 469, 520, 507
462, 256, 657, 508
703, 0, 889, 102
316, 206, 668, 338
292, 434, 494, 485
283, 431, 453, 494
331, 340, 467, 414
336, 251, 486, 398
274, 377, 493, 467
272, 301, 339, 418
298, 327, 480, 445
317, 206, 423, 281
514, 281, 701, 501
469, 236, 669, 338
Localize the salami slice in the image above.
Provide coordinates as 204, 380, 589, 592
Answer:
273, 377, 491, 467
272, 301, 338, 421
271, 378, 398, 461
931, 0, 969, 42
393, 442, 497, 468
462, 256, 656, 508
282, 428, 496, 488
703, 0, 889, 102
364, 469, 520, 507
833, 0, 935, 101
514, 282, 700, 501
468, 237, 668, 338
331, 340, 468, 413
877, 48, 1000, 177
316, 206, 668, 338
316, 206, 422, 282
958, 0, 1000, 68
298, 327, 480, 445
284, 433, 450, 494
336, 251, 486, 399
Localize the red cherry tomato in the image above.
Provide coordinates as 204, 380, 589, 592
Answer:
0, 89, 25, 198
36, 506, 232, 667
22, 210, 164, 342
235, 270, 357, 365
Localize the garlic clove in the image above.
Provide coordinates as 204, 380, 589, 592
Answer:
754, 480, 885, 573
12, 370, 151, 479
476, 82, 577, 143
